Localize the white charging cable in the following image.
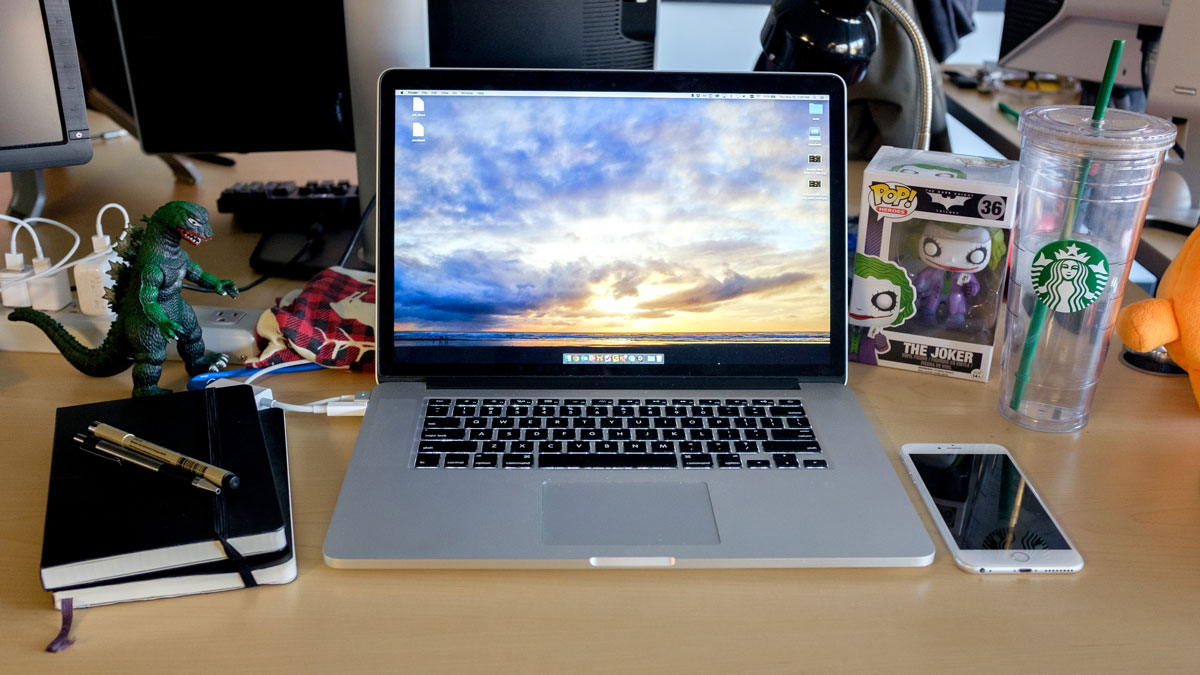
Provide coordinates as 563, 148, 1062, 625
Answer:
0, 213, 102, 294
213, 362, 370, 416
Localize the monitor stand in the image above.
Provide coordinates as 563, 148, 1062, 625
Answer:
7, 170, 46, 219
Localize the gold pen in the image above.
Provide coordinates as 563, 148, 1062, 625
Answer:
88, 422, 240, 490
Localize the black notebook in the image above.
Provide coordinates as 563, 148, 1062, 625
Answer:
41, 386, 286, 591
51, 408, 296, 609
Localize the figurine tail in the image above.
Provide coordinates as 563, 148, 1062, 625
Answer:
7, 308, 131, 377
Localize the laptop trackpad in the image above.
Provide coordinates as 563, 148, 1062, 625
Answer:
542, 482, 720, 545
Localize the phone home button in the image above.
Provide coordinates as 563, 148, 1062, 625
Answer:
1010, 551, 1031, 562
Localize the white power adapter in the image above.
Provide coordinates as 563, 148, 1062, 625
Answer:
0, 252, 33, 308
30, 256, 73, 311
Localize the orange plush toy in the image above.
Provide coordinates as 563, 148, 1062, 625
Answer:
1117, 227, 1200, 408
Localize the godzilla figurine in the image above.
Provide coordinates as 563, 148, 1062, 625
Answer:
9, 201, 239, 396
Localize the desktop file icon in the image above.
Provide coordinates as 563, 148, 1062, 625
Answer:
413, 122, 425, 139
413, 97, 425, 113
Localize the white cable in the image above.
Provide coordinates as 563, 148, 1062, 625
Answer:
0, 217, 87, 293
243, 360, 303, 385
96, 203, 130, 237
5, 217, 43, 259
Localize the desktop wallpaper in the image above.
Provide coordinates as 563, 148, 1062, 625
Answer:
392, 92, 831, 346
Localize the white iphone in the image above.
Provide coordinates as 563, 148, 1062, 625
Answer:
899, 443, 1084, 574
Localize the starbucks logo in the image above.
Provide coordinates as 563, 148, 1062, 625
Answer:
1030, 240, 1109, 313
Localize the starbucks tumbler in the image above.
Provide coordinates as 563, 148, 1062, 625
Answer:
998, 105, 1175, 432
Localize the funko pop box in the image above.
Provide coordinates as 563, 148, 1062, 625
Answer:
852, 146, 1019, 381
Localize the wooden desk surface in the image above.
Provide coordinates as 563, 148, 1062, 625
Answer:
3, 120, 1200, 673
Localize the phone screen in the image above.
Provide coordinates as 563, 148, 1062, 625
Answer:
908, 453, 1070, 551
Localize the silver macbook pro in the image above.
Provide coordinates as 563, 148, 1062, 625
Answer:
323, 69, 934, 568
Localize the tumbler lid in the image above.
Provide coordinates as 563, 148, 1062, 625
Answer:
1019, 105, 1176, 157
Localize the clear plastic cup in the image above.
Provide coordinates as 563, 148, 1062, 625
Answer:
998, 105, 1176, 433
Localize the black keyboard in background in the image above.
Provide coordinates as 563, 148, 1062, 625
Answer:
412, 398, 828, 471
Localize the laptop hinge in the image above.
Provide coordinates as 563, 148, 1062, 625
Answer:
423, 376, 804, 390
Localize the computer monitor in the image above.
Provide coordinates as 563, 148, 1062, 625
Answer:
0, 0, 92, 175
109, 1, 354, 155
999, 0, 1199, 227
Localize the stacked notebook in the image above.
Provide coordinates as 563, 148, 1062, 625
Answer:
41, 385, 296, 609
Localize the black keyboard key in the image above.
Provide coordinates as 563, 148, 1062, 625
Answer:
606, 429, 631, 441
425, 405, 449, 417
618, 398, 640, 405
512, 399, 533, 405
497, 429, 521, 441
567, 441, 592, 453
524, 429, 548, 440
774, 454, 800, 469
443, 453, 471, 468
679, 441, 703, 453
564, 399, 586, 405
700, 399, 721, 405
600, 417, 624, 429
747, 459, 772, 469
596, 441, 620, 453
613, 406, 636, 417
688, 429, 714, 441
590, 399, 613, 405
662, 429, 686, 441
779, 399, 803, 405
681, 418, 704, 429
453, 405, 476, 417
481, 441, 507, 452
622, 441, 647, 453
734, 418, 758, 428
518, 417, 542, 428
645, 399, 667, 406
537, 398, 559, 405
653, 418, 677, 428
423, 417, 460, 428
627, 417, 650, 429
672, 399, 694, 405
743, 406, 767, 417
651, 441, 676, 453
665, 406, 688, 417
511, 441, 534, 453
507, 406, 530, 417
752, 399, 774, 405
690, 406, 714, 417
681, 454, 713, 468
716, 454, 742, 468
546, 417, 570, 428
573, 418, 597, 428
560, 406, 584, 417
482, 398, 505, 405
415, 454, 441, 468
473, 454, 499, 468
724, 399, 747, 405
708, 418, 731, 428
635, 429, 659, 440
763, 441, 822, 454
786, 417, 812, 428
429, 398, 452, 406
465, 417, 489, 428
553, 429, 577, 440
769, 406, 806, 417
803, 459, 829, 469
716, 407, 740, 417
422, 429, 467, 440
638, 406, 662, 417
760, 418, 784, 429
504, 454, 534, 468
580, 429, 603, 441
771, 429, 816, 441
539, 441, 563, 453
469, 429, 492, 440
734, 441, 759, 453
717, 429, 741, 441
540, 454, 678, 469
587, 406, 609, 416
418, 440, 477, 453
492, 418, 516, 428
533, 406, 557, 417
743, 429, 769, 441
706, 441, 731, 453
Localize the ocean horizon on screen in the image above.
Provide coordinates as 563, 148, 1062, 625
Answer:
393, 92, 831, 346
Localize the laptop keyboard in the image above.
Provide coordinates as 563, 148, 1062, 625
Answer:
413, 398, 828, 470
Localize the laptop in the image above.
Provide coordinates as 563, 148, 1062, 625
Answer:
323, 68, 934, 568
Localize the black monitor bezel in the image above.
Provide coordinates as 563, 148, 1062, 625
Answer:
0, 0, 92, 172
376, 68, 847, 385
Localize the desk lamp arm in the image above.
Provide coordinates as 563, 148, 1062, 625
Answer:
873, 0, 934, 151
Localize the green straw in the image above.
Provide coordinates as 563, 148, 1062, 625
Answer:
1008, 39, 1124, 411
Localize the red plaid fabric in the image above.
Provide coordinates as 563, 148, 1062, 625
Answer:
248, 267, 376, 369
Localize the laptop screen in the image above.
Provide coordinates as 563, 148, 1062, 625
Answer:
377, 70, 846, 383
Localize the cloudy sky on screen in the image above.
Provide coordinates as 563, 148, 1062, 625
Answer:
392, 93, 830, 334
